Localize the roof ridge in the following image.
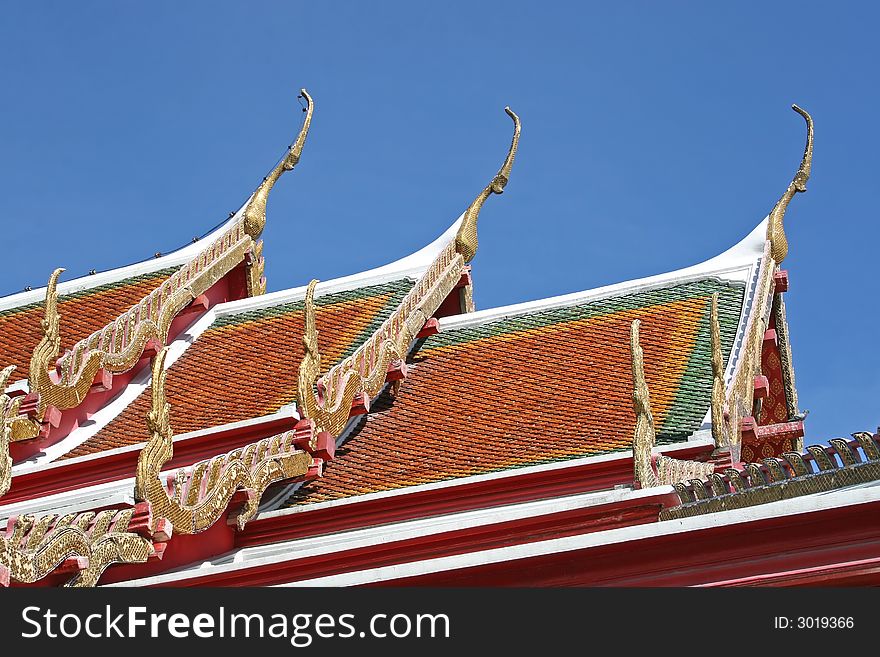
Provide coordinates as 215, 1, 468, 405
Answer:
437, 218, 769, 334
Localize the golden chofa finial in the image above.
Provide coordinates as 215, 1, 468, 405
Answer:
455, 106, 521, 263
766, 104, 813, 264
243, 88, 314, 240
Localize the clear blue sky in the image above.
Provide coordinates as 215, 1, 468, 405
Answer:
1, 2, 877, 444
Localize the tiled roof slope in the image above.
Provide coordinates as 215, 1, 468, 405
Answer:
285, 278, 745, 506
63, 279, 415, 458
0, 269, 176, 380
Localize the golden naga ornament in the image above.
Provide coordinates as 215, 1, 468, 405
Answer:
1, 365, 22, 497
0, 508, 152, 588
709, 293, 728, 448
455, 106, 521, 263
134, 347, 311, 534
724, 240, 775, 458
243, 88, 314, 240
766, 104, 813, 264
630, 320, 659, 489
630, 320, 713, 488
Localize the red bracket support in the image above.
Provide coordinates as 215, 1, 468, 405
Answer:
773, 270, 789, 293
454, 265, 473, 290
349, 392, 370, 417
313, 431, 335, 461
306, 458, 324, 481
385, 359, 409, 382
90, 368, 113, 393
128, 502, 155, 539
57, 556, 90, 575
18, 392, 61, 439
142, 337, 163, 360
292, 418, 316, 452
180, 294, 210, 316
153, 518, 173, 543
740, 416, 759, 444
753, 375, 770, 400
416, 317, 440, 339
763, 329, 778, 350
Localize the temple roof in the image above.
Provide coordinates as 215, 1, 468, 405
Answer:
5, 98, 857, 589
279, 219, 767, 507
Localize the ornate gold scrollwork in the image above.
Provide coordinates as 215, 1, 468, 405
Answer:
135, 348, 311, 534
243, 89, 314, 240
297, 236, 467, 437
0, 509, 152, 588
766, 104, 813, 264
725, 241, 775, 457
630, 320, 659, 488
630, 320, 713, 488
1, 365, 22, 497
455, 106, 521, 263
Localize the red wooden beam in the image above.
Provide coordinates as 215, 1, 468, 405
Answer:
236, 443, 712, 551
146, 496, 671, 587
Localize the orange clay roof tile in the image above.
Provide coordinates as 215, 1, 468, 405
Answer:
0, 269, 176, 380
62, 279, 414, 459
284, 278, 746, 507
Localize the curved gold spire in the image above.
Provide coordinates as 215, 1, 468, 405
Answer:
630, 320, 659, 489
709, 293, 727, 447
243, 88, 314, 239
455, 106, 521, 263
766, 104, 813, 264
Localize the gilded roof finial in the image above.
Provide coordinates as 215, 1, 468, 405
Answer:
134, 347, 173, 503
455, 106, 521, 263
28, 268, 64, 399
709, 293, 728, 448
766, 104, 813, 264
297, 279, 322, 418
630, 320, 659, 488
243, 88, 314, 240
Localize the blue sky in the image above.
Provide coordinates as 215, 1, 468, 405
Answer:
0, 2, 877, 444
